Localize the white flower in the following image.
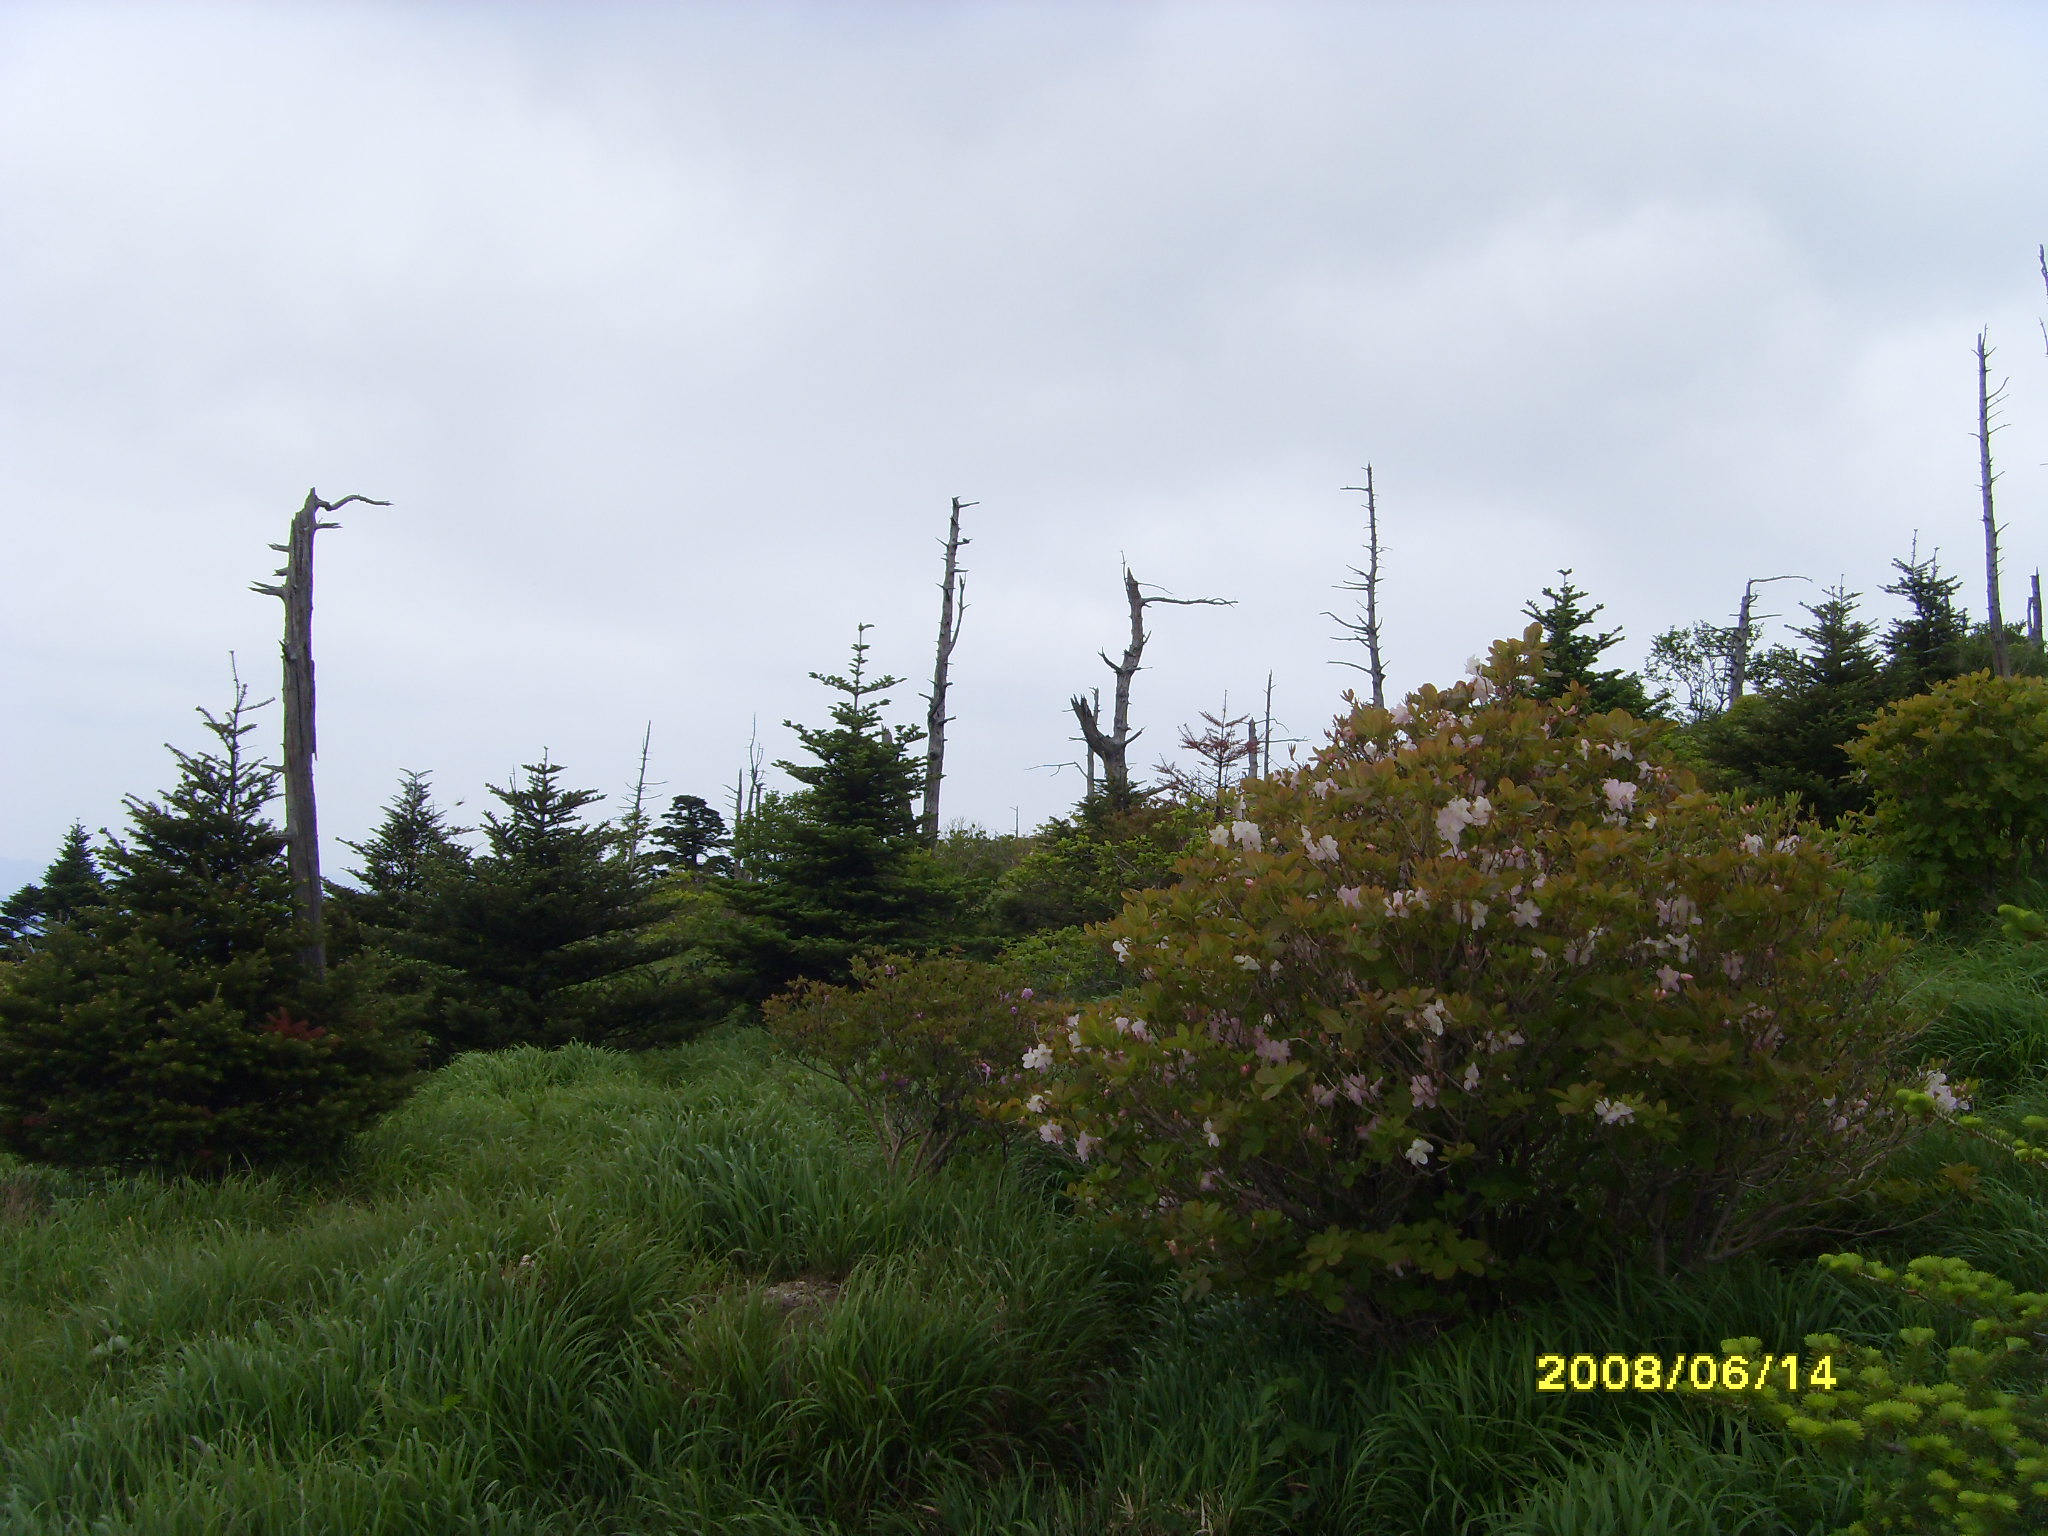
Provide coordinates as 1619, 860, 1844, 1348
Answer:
1410, 1073, 1438, 1108
1602, 740, 1634, 762
1209, 823, 1232, 847
1592, 1097, 1635, 1126
1198, 1169, 1220, 1191
1418, 1000, 1448, 1036
1337, 885, 1363, 909
1127, 1018, 1150, 1042
1460, 900, 1489, 930
1254, 1033, 1292, 1066
1462, 1062, 1481, 1092
1203, 1118, 1222, 1148
1112, 939, 1130, 963
1435, 795, 1493, 850
1721, 953, 1745, 983
1655, 965, 1685, 993
1922, 1070, 1971, 1117
1302, 830, 1340, 864
1510, 899, 1541, 928
1654, 895, 1698, 929
1231, 820, 1264, 852
1404, 1138, 1433, 1167
1313, 778, 1337, 800
1234, 954, 1261, 972
1021, 1044, 1053, 1072
1341, 1073, 1381, 1105
1465, 654, 1485, 677
1038, 1120, 1066, 1145
1383, 888, 1430, 917
1530, 946, 1548, 964
1024, 1093, 1047, 1114
1389, 702, 1412, 726
1602, 778, 1637, 814
1741, 834, 1766, 856
1074, 1132, 1099, 1161
1775, 835, 1801, 854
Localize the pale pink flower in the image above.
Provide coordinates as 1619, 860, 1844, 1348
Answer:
1510, 899, 1541, 928
1410, 1073, 1438, 1108
1592, 1097, 1634, 1126
1230, 820, 1264, 852
1337, 885, 1363, 910
1203, 1118, 1222, 1148
1404, 1138, 1433, 1167
1038, 1121, 1066, 1145
1602, 779, 1637, 814
1074, 1133, 1099, 1161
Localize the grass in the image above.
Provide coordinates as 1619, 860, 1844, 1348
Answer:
5, 931, 2048, 1533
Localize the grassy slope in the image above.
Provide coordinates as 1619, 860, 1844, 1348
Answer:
1, 975, 2043, 1534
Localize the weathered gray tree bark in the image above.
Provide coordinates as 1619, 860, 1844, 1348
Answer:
920, 498, 973, 843
1069, 566, 1232, 807
1726, 574, 1803, 706
252, 488, 387, 980
1325, 467, 1389, 706
1977, 332, 2011, 678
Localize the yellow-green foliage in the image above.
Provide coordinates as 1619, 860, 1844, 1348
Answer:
1847, 671, 2048, 911
1722, 1254, 2048, 1536
763, 954, 1056, 1174
1004, 631, 1920, 1334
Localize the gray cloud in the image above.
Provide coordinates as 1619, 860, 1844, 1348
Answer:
2, 0, 2044, 872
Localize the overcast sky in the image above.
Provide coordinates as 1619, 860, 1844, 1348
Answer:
3, 0, 2045, 888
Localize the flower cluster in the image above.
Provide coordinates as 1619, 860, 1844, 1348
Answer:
1001, 629, 1920, 1334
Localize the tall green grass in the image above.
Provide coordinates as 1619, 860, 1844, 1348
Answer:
1, 1010, 2039, 1534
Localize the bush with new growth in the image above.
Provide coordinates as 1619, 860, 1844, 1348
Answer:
1719, 1251, 2048, 1536
0, 697, 418, 1171
1004, 631, 1920, 1334
763, 953, 1054, 1174
1847, 670, 2048, 914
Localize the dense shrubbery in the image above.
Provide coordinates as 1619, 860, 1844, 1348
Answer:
1724, 1251, 2048, 1536
0, 697, 417, 1171
763, 953, 1054, 1173
1007, 632, 1922, 1335
1849, 670, 2048, 915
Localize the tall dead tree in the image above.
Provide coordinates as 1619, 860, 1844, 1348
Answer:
1977, 331, 2012, 678
2031, 572, 2043, 651
1327, 467, 1388, 706
1727, 574, 1805, 706
252, 487, 387, 979
1069, 566, 1233, 808
920, 497, 973, 843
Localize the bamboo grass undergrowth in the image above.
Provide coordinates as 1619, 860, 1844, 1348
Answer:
0, 994, 2040, 1534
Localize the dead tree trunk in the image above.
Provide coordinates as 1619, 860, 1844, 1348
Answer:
2030, 572, 2043, 651
1328, 467, 1388, 706
1978, 331, 2011, 678
1726, 574, 1804, 707
252, 487, 387, 980
1069, 567, 1232, 808
920, 498, 973, 843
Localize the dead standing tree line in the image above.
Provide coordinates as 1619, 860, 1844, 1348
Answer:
252, 487, 388, 980
1327, 466, 1389, 707
920, 497, 974, 844
1069, 567, 1234, 808
1976, 330, 2012, 679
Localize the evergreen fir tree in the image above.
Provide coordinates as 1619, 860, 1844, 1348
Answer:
1523, 570, 1663, 716
2, 823, 107, 953
648, 794, 728, 875
408, 759, 696, 1055
328, 771, 470, 944
1881, 550, 1969, 697
723, 629, 955, 994
1698, 586, 1888, 824
0, 689, 416, 1169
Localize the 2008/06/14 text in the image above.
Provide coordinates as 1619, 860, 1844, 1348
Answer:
1535, 1352, 1836, 1393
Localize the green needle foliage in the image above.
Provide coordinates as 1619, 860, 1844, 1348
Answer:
723, 628, 955, 995
0, 823, 106, 955
402, 759, 701, 1056
0, 689, 417, 1171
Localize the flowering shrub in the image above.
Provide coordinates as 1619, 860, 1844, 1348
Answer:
1720, 1252, 2048, 1536
1002, 631, 1921, 1334
762, 954, 1056, 1175
1847, 671, 2048, 914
